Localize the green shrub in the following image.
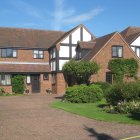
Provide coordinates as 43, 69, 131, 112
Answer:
12, 75, 25, 94
62, 60, 100, 85
106, 82, 140, 105
63, 84, 103, 103
0, 88, 5, 96
93, 82, 111, 96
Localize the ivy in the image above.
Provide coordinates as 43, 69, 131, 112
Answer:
108, 58, 138, 83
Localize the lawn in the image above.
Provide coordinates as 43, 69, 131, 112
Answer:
51, 100, 140, 124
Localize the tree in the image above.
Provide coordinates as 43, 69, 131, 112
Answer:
62, 60, 100, 85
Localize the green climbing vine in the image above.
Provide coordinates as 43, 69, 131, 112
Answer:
108, 58, 138, 82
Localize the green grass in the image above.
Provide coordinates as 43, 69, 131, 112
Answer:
0, 93, 23, 97
51, 100, 140, 124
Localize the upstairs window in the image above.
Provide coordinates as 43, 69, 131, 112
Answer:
112, 46, 123, 58
33, 50, 44, 59
1, 48, 17, 58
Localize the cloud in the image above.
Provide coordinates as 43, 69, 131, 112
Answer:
63, 8, 103, 24
52, 0, 75, 30
9, 0, 42, 18
52, 0, 103, 30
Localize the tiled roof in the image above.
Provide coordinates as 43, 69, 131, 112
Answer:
0, 64, 50, 73
82, 32, 116, 61
121, 26, 140, 44
0, 27, 65, 49
78, 41, 96, 49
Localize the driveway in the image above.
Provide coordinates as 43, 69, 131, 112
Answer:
0, 95, 140, 140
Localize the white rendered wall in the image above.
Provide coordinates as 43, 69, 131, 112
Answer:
59, 46, 69, 57
59, 60, 69, 70
50, 61, 56, 71
61, 36, 69, 43
131, 47, 135, 52
136, 48, 140, 57
72, 46, 76, 58
72, 28, 80, 44
131, 36, 140, 46
83, 28, 91, 41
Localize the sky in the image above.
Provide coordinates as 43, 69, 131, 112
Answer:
0, 0, 140, 37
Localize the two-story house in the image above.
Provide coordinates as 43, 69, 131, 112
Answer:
0, 25, 140, 95
0, 24, 94, 94
76, 31, 140, 83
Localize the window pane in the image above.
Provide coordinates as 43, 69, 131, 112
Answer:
34, 50, 38, 54
7, 49, 13, 57
6, 75, 11, 85
1, 49, 7, 57
43, 74, 49, 80
26, 75, 31, 84
112, 47, 117, 57
13, 50, 17, 57
118, 47, 122, 57
39, 54, 43, 58
39, 51, 43, 55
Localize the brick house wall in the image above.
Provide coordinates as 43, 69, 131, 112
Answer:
0, 49, 49, 62
90, 33, 140, 82
51, 73, 67, 95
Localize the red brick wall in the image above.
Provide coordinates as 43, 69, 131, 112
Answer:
90, 33, 140, 82
0, 74, 52, 94
0, 86, 12, 93
51, 73, 67, 95
0, 49, 49, 62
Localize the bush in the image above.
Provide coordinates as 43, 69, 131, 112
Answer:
106, 82, 140, 105
93, 82, 111, 96
0, 88, 5, 96
12, 75, 25, 94
104, 101, 140, 114
63, 84, 103, 103
62, 60, 100, 85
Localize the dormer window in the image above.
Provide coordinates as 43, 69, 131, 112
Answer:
112, 46, 123, 58
1, 48, 17, 58
33, 50, 44, 59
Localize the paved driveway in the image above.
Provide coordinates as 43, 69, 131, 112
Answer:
0, 95, 140, 140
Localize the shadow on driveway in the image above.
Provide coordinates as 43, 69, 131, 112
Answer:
84, 125, 116, 140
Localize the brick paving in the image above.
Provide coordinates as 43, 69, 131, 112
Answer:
0, 94, 140, 140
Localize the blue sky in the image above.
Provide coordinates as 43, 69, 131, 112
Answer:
0, 0, 140, 37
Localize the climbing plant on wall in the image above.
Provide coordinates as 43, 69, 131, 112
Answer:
108, 58, 138, 83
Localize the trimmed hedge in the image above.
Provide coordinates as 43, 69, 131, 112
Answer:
106, 82, 140, 105
63, 84, 103, 103
12, 75, 25, 94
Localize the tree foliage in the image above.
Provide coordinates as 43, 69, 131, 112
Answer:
62, 60, 100, 85
108, 58, 138, 82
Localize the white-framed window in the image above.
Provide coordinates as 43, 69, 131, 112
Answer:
33, 50, 44, 59
0, 74, 11, 85
112, 46, 123, 58
26, 75, 31, 84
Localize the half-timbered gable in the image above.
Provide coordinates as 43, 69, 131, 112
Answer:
49, 24, 95, 71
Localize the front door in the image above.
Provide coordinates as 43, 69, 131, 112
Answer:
31, 75, 40, 93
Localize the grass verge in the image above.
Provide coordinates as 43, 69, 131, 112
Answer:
51, 100, 140, 124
